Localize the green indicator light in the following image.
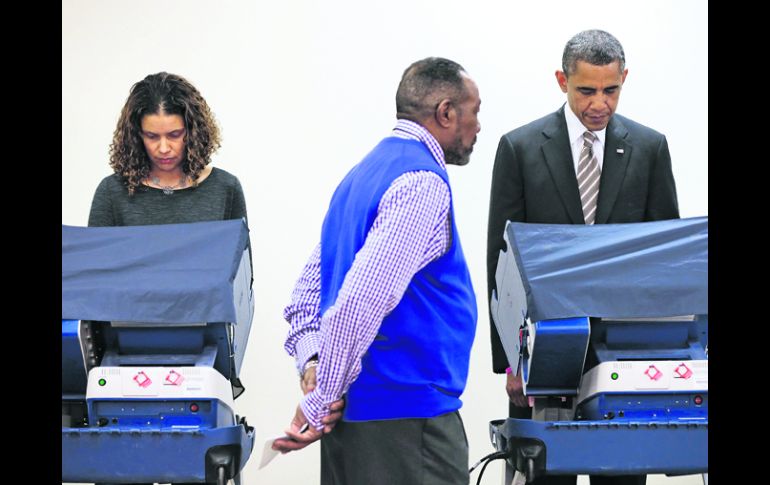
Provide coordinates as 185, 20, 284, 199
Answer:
610, 372, 619, 380
98, 378, 107, 386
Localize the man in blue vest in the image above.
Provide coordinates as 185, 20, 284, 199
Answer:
274, 57, 481, 485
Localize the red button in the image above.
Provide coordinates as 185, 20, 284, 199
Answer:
190, 403, 199, 412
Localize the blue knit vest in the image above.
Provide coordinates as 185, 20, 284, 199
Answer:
320, 136, 477, 421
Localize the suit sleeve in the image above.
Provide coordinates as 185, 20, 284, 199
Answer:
486, 134, 526, 373
645, 135, 680, 221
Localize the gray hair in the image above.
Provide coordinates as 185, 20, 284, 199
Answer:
562, 30, 625, 76
396, 57, 468, 121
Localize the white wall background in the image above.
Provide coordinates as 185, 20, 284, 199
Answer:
62, 1, 707, 484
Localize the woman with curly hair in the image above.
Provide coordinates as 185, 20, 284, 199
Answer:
87, 75, 248, 485
88, 72, 247, 227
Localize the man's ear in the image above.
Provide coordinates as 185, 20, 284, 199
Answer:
434, 98, 455, 128
555, 70, 568, 93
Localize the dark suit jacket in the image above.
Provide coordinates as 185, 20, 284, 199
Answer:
486, 105, 679, 372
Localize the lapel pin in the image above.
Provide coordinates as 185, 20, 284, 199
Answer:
616, 148, 624, 154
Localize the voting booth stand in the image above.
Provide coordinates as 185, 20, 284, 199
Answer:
62, 220, 255, 484
489, 217, 708, 483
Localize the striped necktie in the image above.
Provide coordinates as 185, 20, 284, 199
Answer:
578, 131, 601, 225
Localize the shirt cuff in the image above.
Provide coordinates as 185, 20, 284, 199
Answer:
300, 390, 328, 431
294, 332, 320, 375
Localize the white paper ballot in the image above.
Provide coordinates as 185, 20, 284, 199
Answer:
259, 424, 310, 469
258, 434, 284, 469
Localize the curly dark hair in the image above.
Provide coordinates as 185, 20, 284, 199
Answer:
109, 72, 222, 195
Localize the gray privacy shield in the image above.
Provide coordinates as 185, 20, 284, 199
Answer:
505, 216, 708, 322
62, 219, 250, 324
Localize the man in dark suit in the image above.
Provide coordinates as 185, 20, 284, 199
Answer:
486, 30, 679, 485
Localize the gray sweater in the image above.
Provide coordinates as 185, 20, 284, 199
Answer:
88, 167, 247, 227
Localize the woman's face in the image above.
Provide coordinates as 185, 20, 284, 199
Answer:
140, 112, 186, 175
